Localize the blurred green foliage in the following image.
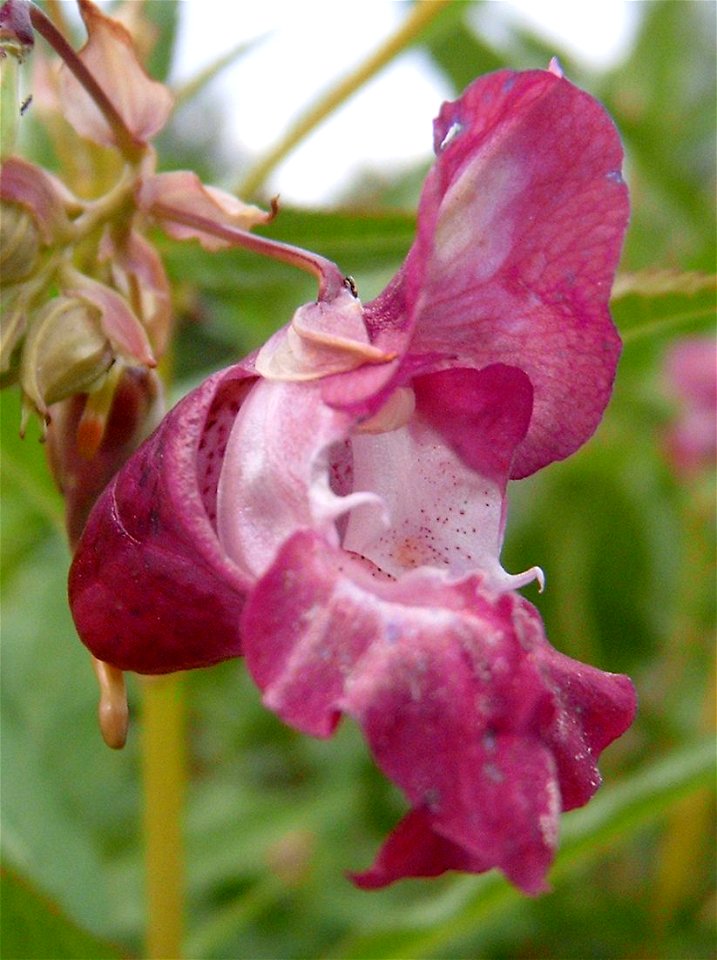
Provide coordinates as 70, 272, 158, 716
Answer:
1, 2, 715, 958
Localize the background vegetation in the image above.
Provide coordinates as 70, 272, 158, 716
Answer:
1, 1, 715, 957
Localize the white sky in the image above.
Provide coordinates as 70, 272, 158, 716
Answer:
169, 1, 638, 205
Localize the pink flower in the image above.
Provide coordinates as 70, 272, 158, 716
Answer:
70, 68, 635, 893
662, 336, 717, 476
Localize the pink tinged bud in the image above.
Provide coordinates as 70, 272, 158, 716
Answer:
137, 171, 272, 251
46, 366, 163, 548
64, 272, 156, 368
0, 156, 76, 243
58, 0, 173, 149
0, 199, 39, 283
0, 283, 26, 372
19, 295, 113, 417
98, 228, 172, 357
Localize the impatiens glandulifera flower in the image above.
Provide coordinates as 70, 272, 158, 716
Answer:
70, 66, 636, 890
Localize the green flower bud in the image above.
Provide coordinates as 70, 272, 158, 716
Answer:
1, 200, 40, 284
20, 296, 114, 416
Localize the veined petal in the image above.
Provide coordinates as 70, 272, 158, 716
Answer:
138, 171, 272, 250
412, 69, 628, 477
331, 70, 627, 478
59, 0, 173, 148
241, 530, 636, 892
69, 364, 256, 673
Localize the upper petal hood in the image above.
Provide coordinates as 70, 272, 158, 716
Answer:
325, 69, 629, 479
69, 364, 256, 673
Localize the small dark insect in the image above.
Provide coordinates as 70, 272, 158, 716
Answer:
344, 275, 358, 298
20, 95, 33, 115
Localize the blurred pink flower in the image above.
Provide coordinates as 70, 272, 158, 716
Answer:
663, 336, 717, 475
70, 68, 635, 893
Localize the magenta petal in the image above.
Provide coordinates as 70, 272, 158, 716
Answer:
351, 808, 492, 890
414, 364, 533, 484
242, 530, 635, 892
414, 70, 628, 477
69, 365, 256, 673
341, 367, 538, 587
343, 70, 628, 477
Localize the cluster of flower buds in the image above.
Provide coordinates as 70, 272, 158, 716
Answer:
0, 0, 296, 748
0, 0, 273, 540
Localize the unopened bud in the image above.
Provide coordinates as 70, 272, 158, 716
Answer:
20, 296, 114, 416
1, 199, 39, 283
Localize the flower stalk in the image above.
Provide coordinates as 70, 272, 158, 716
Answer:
149, 201, 346, 299
141, 673, 186, 960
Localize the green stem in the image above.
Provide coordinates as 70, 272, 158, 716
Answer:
621, 306, 715, 344
142, 673, 187, 960
236, 0, 452, 198
173, 35, 266, 108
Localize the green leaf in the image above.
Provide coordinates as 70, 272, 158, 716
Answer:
605, 1, 716, 270
1, 535, 141, 939
0, 867, 125, 960
172, 35, 267, 108
143, 0, 180, 83
424, 9, 505, 92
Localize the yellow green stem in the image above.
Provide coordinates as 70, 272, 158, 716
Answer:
621, 306, 715, 344
142, 673, 187, 960
236, 0, 452, 198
